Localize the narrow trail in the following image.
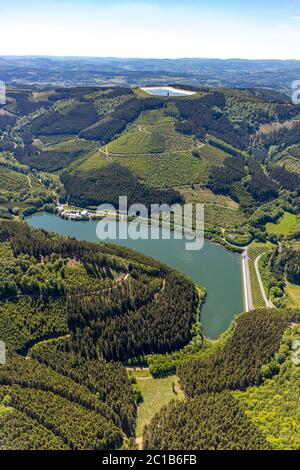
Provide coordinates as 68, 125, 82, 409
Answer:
101, 123, 205, 158
98, 146, 113, 161
2, 273, 130, 303
254, 254, 274, 309
221, 236, 250, 250
102, 148, 195, 158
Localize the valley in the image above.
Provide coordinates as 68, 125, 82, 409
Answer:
0, 77, 300, 451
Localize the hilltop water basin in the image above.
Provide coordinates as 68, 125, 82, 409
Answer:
140, 86, 196, 97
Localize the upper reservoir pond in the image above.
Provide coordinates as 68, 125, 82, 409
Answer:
27, 213, 244, 339
140, 86, 196, 97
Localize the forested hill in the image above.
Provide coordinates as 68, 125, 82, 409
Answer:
2, 84, 300, 212
0, 220, 198, 449
1, 83, 300, 249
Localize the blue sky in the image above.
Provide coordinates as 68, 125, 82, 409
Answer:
1, 0, 300, 58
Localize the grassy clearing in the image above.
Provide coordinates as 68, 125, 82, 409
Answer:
248, 242, 274, 309
200, 143, 230, 166
128, 369, 183, 437
266, 212, 298, 236
113, 155, 149, 180
177, 186, 245, 230
259, 120, 295, 134
127, 368, 152, 379
285, 281, 300, 307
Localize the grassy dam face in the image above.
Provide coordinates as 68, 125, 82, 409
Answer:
27, 213, 244, 339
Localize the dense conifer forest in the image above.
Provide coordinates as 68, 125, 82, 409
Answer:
0, 221, 198, 449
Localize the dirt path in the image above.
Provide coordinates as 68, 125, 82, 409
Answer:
135, 436, 143, 450
99, 146, 113, 161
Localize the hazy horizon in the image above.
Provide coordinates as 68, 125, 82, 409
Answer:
2, 55, 300, 62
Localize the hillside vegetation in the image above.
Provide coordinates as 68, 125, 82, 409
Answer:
0, 221, 198, 449
143, 309, 300, 450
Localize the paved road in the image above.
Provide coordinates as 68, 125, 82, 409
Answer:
242, 250, 254, 312
254, 254, 274, 309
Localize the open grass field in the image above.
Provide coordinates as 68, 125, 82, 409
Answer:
127, 369, 183, 438
248, 242, 274, 309
266, 212, 298, 236
286, 281, 300, 307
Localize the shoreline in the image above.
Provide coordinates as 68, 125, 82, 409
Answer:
29, 207, 244, 254
25, 210, 248, 338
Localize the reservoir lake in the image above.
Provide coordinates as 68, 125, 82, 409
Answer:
27, 213, 244, 339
